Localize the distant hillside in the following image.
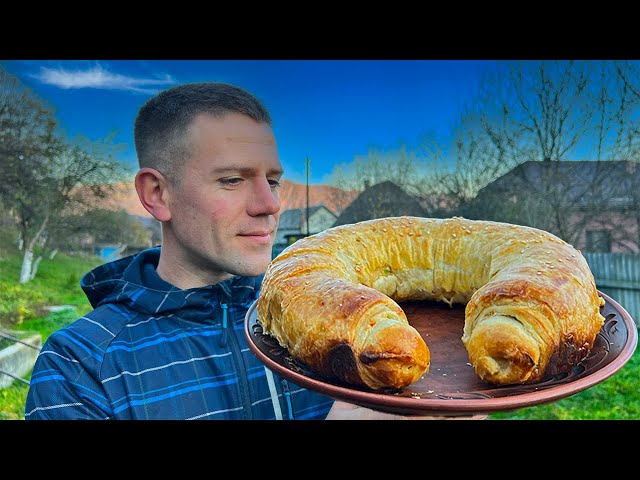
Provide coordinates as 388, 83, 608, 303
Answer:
277, 180, 357, 214
103, 183, 151, 218
103, 180, 357, 217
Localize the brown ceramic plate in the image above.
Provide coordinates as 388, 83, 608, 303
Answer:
245, 291, 638, 416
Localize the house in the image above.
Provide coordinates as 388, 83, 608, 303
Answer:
475, 160, 640, 253
274, 205, 337, 249
332, 180, 427, 226
276, 180, 358, 215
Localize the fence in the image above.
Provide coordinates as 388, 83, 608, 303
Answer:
584, 253, 640, 327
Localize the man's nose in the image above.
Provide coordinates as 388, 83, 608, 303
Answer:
248, 178, 280, 216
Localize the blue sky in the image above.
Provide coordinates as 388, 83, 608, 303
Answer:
1, 59, 496, 184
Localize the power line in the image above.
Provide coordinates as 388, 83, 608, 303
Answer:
0, 331, 42, 350
0, 368, 30, 386
0, 331, 39, 387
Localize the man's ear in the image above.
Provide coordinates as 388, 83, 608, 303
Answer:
135, 167, 172, 222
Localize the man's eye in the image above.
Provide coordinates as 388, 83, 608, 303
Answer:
220, 177, 243, 186
269, 179, 281, 189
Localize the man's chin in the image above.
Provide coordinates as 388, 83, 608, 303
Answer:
232, 253, 272, 277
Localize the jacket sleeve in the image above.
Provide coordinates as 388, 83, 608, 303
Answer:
24, 331, 113, 420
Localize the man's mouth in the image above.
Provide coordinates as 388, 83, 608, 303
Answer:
239, 231, 273, 245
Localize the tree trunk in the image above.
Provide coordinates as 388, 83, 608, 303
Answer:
19, 248, 33, 284
29, 255, 43, 281
18, 214, 50, 283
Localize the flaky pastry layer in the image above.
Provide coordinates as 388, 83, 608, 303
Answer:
256, 216, 605, 390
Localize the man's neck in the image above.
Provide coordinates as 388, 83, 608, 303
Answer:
156, 250, 233, 290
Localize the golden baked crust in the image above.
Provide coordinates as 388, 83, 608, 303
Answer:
256, 216, 605, 390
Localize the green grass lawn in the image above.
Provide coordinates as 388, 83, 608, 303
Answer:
0, 251, 103, 317
491, 344, 640, 419
1, 308, 82, 420
0, 250, 103, 419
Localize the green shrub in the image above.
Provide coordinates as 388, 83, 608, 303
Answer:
0, 383, 29, 420
64, 272, 80, 289
23, 309, 82, 341
0, 250, 102, 419
0, 250, 102, 329
0, 282, 46, 325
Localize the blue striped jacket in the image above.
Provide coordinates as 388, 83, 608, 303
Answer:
24, 247, 334, 420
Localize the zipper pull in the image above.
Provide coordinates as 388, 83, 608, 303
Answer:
280, 379, 295, 420
219, 303, 228, 347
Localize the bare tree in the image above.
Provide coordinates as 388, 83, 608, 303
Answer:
609, 62, 640, 250
317, 61, 640, 250
48, 208, 153, 254
443, 60, 640, 251
0, 65, 129, 282
325, 140, 444, 217
327, 142, 431, 192
322, 166, 359, 216
430, 119, 522, 220
1, 66, 59, 281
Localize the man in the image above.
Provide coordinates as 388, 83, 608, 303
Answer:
24, 81, 428, 420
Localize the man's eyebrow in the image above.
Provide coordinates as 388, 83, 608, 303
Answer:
211, 166, 284, 176
226, 136, 275, 145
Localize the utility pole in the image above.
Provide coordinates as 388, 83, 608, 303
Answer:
306, 157, 310, 235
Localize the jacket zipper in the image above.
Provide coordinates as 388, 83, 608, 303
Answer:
280, 379, 295, 420
218, 303, 228, 347
219, 302, 253, 419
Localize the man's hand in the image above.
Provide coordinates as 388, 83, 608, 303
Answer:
325, 400, 487, 420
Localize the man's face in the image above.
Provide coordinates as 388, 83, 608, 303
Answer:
165, 112, 283, 283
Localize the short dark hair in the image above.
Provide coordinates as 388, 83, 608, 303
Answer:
134, 82, 272, 177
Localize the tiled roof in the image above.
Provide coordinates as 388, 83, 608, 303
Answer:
487, 160, 639, 207
333, 180, 426, 226
276, 180, 358, 214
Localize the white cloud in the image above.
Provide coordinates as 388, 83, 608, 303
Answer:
32, 64, 176, 94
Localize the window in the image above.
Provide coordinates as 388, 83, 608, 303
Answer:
285, 233, 308, 245
586, 230, 611, 253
